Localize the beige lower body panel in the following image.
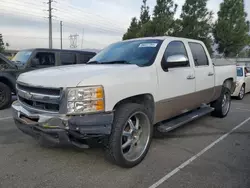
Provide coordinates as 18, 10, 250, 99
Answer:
154, 86, 222, 124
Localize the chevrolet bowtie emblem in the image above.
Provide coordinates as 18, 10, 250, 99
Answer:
24, 92, 33, 100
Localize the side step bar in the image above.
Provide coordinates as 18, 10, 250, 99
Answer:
157, 106, 214, 133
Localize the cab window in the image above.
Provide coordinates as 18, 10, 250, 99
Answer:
60, 52, 76, 65
188, 42, 209, 66
34, 52, 55, 67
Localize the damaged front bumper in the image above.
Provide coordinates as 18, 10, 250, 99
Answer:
12, 101, 113, 148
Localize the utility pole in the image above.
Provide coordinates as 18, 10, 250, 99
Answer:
60, 21, 63, 49
48, 0, 53, 49
81, 28, 84, 49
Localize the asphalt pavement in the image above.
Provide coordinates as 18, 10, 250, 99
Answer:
0, 95, 250, 188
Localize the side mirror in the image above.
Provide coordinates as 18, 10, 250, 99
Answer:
246, 73, 250, 77
31, 58, 39, 67
163, 54, 189, 70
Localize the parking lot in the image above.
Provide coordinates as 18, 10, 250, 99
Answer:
1, 95, 250, 188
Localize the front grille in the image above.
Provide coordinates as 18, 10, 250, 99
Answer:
17, 83, 60, 96
17, 83, 61, 113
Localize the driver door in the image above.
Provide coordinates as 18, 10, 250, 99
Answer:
155, 40, 196, 122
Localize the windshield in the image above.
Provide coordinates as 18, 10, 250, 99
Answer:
237, 67, 243, 77
12, 50, 32, 64
88, 39, 163, 66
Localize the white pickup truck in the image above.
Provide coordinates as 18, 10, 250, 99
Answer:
12, 37, 236, 168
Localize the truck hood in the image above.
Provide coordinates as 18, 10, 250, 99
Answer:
0, 53, 18, 70
17, 64, 139, 88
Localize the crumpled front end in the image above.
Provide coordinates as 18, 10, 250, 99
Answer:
12, 100, 113, 148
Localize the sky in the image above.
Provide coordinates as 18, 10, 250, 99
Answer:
0, 0, 250, 51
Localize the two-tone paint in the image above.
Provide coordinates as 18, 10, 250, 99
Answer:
17, 37, 237, 124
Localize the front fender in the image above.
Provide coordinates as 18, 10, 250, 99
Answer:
0, 72, 17, 93
77, 66, 158, 111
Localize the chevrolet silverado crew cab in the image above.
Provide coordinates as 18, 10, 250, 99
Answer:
0, 49, 96, 110
12, 37, 236, 168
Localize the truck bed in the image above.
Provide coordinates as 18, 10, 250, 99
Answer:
212, 58, 236, 66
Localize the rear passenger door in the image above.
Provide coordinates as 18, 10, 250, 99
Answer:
60, 52, 77, 65
188, 42, 215, 104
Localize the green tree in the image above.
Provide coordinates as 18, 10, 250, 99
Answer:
150, 0, 178, 36
123, 17, 140, 40
139, 0, 150, 25
123, 0, 178, 39
239, 47, 250, 57
0, 34, 5, 52
213, 0, 250, 57
5, 42, 9, 49
137, 0, 153, 37
123, 0, 151, 39
174, 0, 214, 54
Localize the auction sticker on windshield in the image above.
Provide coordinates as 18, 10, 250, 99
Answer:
139, 43, 158, 48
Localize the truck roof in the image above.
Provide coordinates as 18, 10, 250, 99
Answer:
18, 48, 96, 54
123, 36, 203, 43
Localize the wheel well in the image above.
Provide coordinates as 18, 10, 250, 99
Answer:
0, 77, 15, 93
223, 78, 234, 92
113, 94, 155, 120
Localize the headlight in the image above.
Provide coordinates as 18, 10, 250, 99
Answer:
66, 86, 104, 114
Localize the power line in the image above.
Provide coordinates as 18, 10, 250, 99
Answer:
0, 5, 45, 19
55, 0, 126, 29
1, 0, 125, 35
2, 0, 125, 32
52, 6, 124, 32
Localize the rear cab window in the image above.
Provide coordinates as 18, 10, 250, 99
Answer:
188, 42, 209, 66
79, 53, 96, 64
60, 52, 77, 65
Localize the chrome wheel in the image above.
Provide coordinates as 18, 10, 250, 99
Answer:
121, 111, 151, 162
222, 92, 230, 115
239, 86, 245, 99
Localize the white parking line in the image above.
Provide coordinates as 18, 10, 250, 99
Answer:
232, 102, 250, 106
235, 108, 250, 112
0, 117, 12, 121
149, 116, 250, 188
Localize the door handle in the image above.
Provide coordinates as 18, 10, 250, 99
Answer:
208, 72, 214, 76
187, 75, 195, 80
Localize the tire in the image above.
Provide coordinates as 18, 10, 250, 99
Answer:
105, 103, 153, 168
237, 85, 245, 100
211, 87, 231, 118
0, 82, 12, 110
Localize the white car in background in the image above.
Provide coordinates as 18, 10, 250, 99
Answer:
232, 66, 250, 100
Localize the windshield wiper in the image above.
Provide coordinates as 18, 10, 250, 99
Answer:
87, 60, 131, 65
86, 61, 100, 64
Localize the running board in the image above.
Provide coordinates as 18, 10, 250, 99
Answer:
157, 106, 214, 133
